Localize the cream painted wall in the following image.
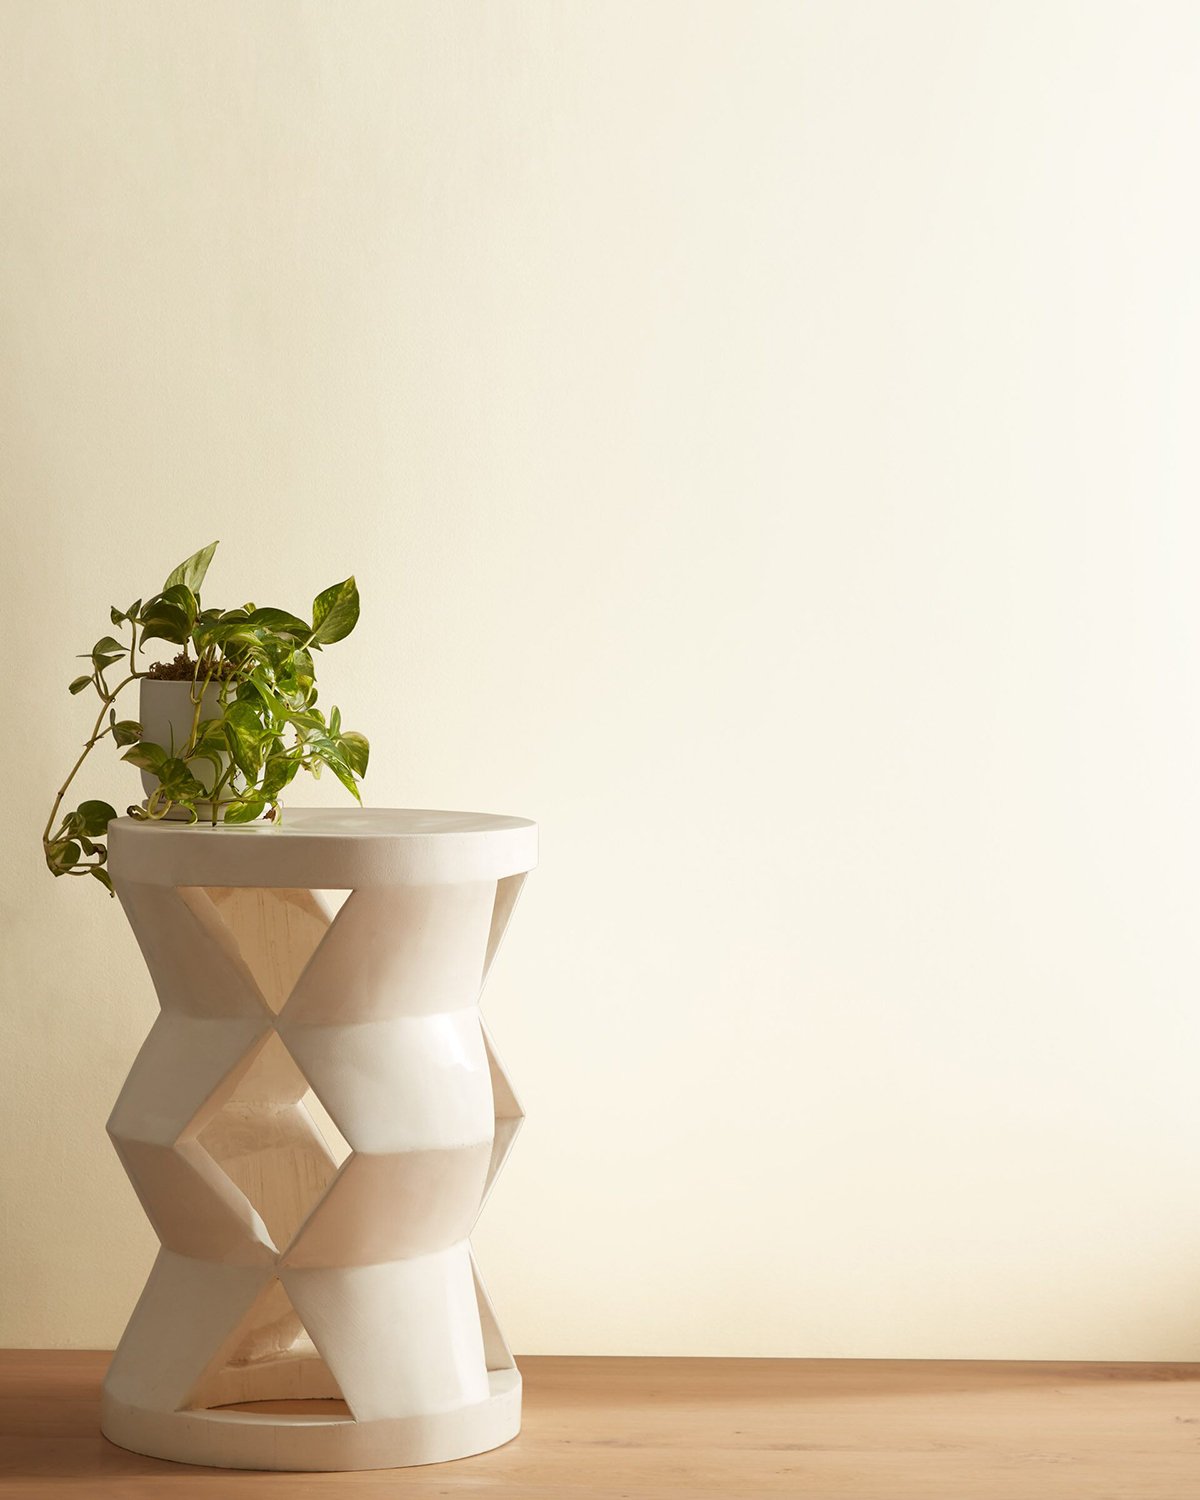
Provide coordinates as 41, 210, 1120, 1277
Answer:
3, 0, 1200, 1357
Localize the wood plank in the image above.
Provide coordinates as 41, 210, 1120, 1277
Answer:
0, 1351, 1198, 1498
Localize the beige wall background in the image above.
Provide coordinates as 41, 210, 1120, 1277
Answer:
3, 0, 1200, 1357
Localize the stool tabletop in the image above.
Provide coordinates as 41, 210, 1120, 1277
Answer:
108, 807, 538, 888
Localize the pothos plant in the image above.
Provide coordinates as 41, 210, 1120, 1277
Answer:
43, 541, 369, 895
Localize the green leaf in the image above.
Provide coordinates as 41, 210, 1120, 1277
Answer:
309, 576, 360, 646
69, 675, 93, 695
246, 607, 311, 639
53, 840, 81, 869
110, 606, 125, 625
122, 740, 168, 774
224, 795, 267, 824
317, 748, 362, 804
111, 719, 141, 747
138, 600, 189, 646
160, 584, 199, 628
192, 718, 227, 755
338, 730, 369, 777
285, 707, 327, 734
185, 722, 226, 784
244, 668, 286, 721
260, 753, 301, 801
192, 619, 236, 653
223, 701, 267, 778
91, 636, 125, 669
90, 866, 115, 895
214, 625, 273, 659
155, 757, 206, 800
284, 647, 315, 690
76, 800, 117, 836
164, 540, 218, 596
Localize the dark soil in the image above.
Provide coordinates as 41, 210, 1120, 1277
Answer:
144, 651, 235, 681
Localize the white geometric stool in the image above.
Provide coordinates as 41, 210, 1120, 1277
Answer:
100, 808, 537, 1471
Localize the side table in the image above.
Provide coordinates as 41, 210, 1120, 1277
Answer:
100, 808, 537, 1471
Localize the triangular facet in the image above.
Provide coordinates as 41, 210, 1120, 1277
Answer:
471, 1248, 515, 1372
312, 889, 352, 920
483, 874, 526, 985
117, 884, 271, 1020
479, 1022, 525, 1213
107, 1010, 270, 1149
301, 1088, 353, 1168
108, 1136, 275, 1263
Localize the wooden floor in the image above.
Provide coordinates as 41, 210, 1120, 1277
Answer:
1, 1352, 1198, 1498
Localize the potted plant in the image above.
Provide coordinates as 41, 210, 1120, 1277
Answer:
42, 541, 369, 894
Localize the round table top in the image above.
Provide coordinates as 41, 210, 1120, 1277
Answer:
108, 808, 538, 888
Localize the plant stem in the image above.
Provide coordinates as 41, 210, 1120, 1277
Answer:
186, 664, 214, 757
207, 761, 236, 826
42, 671, 141, 848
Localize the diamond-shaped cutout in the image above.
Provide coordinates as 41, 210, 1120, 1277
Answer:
185, 1273, 350, 1413
193, 1034, 345, 1252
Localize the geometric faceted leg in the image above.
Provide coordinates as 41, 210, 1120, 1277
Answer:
101, 805, 536, 1473
103, 1250, 275, 1413
281, 1247, 490, 1423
